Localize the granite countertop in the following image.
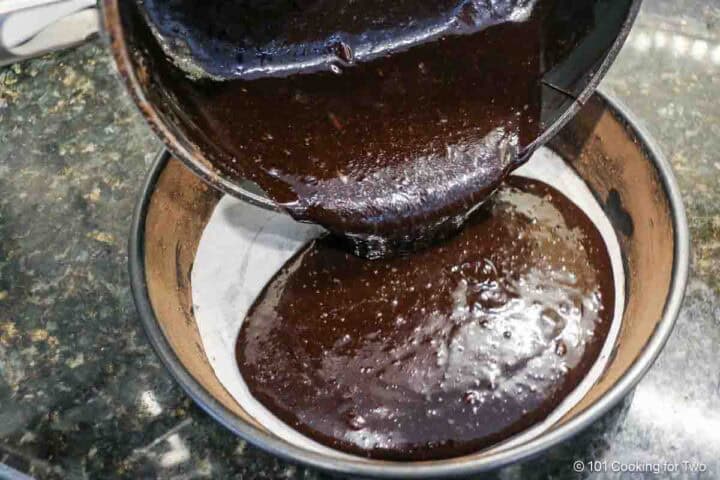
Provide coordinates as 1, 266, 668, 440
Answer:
1, 1, 719, 479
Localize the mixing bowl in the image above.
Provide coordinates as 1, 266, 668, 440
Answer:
129, 91, 689, 477
1, 0, 642, 213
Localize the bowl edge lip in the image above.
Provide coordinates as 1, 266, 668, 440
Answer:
128, 88, 690, 478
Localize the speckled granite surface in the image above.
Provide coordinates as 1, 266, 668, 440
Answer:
0, 1, 718, 479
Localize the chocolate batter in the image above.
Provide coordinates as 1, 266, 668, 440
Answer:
236, 177, 614, 460
153, 0, 554, 257
143, 0, 543, 81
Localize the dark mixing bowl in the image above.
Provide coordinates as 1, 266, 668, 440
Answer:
104, 0, 642, 210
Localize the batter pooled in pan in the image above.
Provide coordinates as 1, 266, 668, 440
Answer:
236, 177, 614, 460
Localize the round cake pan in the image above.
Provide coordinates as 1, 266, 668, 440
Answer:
129, 91, 689, 478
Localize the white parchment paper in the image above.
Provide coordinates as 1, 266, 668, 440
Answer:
191, 147, 625, 459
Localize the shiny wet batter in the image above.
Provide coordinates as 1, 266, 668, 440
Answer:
236, 177, 614, 460
148, 0, 555, 257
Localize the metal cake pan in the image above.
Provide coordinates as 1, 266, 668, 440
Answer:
129, 91, 689, 478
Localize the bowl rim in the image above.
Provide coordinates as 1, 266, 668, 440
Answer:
128, 90, 690, 478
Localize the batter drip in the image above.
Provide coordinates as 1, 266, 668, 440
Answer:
152, 1, 555, 257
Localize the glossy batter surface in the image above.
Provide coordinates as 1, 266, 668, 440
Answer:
236, 177, 614, 460
142, 0, 542, 80
146, 0, 553, 257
